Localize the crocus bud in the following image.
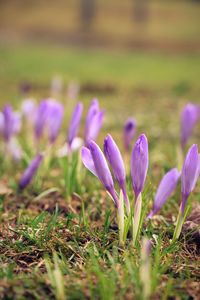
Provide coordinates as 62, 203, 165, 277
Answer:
82, 141, 119, 207
84, 99, 104, 146
104, 134, 130, 211
181, 103, 199, 149
19, 153, 43, 190
67, 102, 83, 148
123, 118, 137, 151
181, 144, 200, 213
148, 168, 180, 218
131, 134, 149, 201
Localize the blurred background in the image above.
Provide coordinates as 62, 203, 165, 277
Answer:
0, 0, 200, 137
1, 0, 200, 51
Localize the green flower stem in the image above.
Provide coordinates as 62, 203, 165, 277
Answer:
132, 193, 142, 246
117, 190, 125, 246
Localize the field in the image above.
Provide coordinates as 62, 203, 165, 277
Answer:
0, 0, 200, 298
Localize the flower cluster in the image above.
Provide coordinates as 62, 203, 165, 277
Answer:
1, 97, 199, 246
15, 98, 104, 190
82, 130, 199, 244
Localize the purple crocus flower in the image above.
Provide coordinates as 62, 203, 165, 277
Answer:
123, 118, 137, 151
7, 137, 22, 161
21, 99, 36, 123
34, 99, 63, 144
104, 134, 130, 211
181, 103, 199, 149
34, 100, 49, 140
67, 81, 80, 100
0, 105, 21, 141
67, 102, 83, 148
84, 99, 104, 146
85, 99, 99, 135
46, 101, 64, 144
148, 168, 180, 218
12, 112, 21, 135
19, 153, 43, 190
82, 140, 119, 207
0, 112, 4, 135
180, 144, 200, 213
131, 134, 149, 201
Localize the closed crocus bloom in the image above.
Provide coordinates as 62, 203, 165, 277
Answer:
123, 118, 137, 151
34, 99, 63, 144
173, 144, 200, 242
19, 153, 43, 190
67, 81, 80, 100
131, 134, 149, 201
67, 102, 83, 148
47, 101, 64, 144
12, 112, 22, 134
1, 105, 21, 141
0, 112, 4, 135
181, 144, 200, 213
84, 99, 104, 145
86, 111, 104, 143
148, 168, 180, 218
7, 137, 22, 161
34, 100, 49, 140
104, 134, 130, 210
21, 99, 36, 122
84, 99, 99, 136
2, 105, 15, 141
181, 103, 199, 149
82, 141, 119, 207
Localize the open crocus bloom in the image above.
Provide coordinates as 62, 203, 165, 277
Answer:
82, 140, 119, 207
148, 168, 180, 218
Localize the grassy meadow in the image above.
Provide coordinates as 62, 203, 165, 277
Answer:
0, 44, 199, 300
0, 0, 200, 296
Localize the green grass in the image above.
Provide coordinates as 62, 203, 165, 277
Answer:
0, 45, 200, 95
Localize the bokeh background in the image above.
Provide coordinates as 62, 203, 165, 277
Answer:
0, 0, 200, 151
